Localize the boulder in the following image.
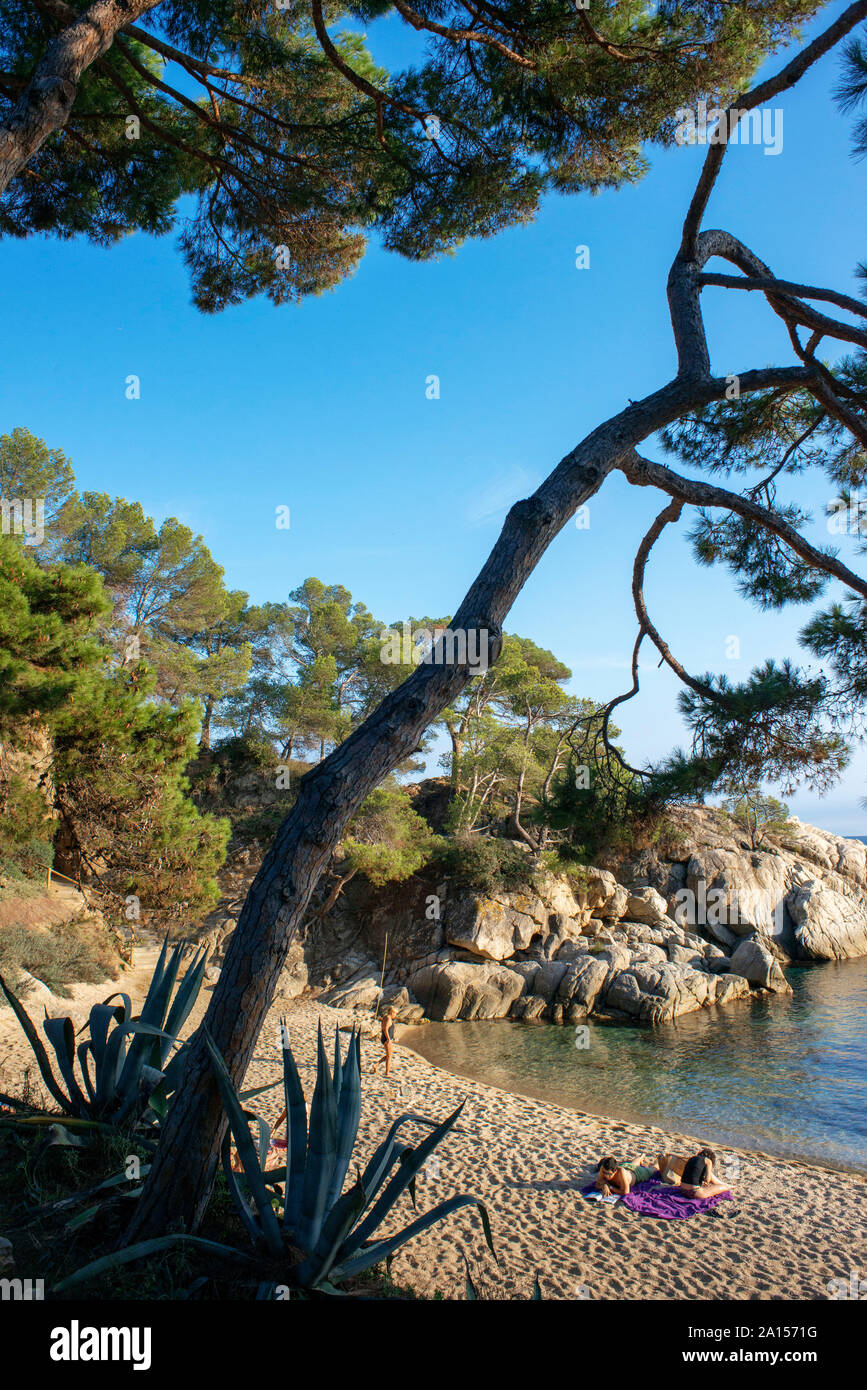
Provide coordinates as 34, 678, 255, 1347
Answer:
532, 961, 569, 1002
325, 976, 383, 1010
684, 848, 803, 951
624, 886, 670, 927
667, 943, 705, 968
409, 962, 524, 1021
601, 959, 750, 1025
396, 1004, 425, 1024
629, 944, 668, 966
728, 938, 792, 993
593, 943, 632, 988
444, 894, 538, 960
787, 882, 867, 961
556, 956, 609, 1014
512, 994, 547, 1021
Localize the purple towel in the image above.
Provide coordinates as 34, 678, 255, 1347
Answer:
582, 1178, 732, 1219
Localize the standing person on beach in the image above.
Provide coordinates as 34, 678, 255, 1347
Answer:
372, 1006, 396, 1078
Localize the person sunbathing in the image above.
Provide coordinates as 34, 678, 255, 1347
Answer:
594, 1155, 657, 1195
657, 1146, 730, 1198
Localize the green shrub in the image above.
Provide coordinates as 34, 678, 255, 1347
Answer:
432, 832, 532, 896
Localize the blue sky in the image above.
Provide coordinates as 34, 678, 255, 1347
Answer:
2, 2, 866, 832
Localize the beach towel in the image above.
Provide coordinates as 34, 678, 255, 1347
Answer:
581, 1178, 732, 1219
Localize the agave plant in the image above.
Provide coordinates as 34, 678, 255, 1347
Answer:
205, 1019, 496, 1291
0, 937, 206, 1126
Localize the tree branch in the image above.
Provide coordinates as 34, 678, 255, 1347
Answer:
0, 0, 160, 195
619, 448, 867, 602
680, 0, 867, 257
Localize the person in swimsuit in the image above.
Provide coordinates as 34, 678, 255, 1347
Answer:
657, 1146, 730, 1198
594, 1155, 657, 1195
372, 1006, 396, 1077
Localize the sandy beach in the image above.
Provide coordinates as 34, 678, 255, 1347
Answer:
2, 958, 865, 1301
241, 1001, 867, 1301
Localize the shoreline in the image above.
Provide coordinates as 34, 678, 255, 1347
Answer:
398, 1021, 867, 1180
247, 999, 867, 1300
4, 958, 866, 1300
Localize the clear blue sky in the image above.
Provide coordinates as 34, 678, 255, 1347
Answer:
2, 3, 866, 832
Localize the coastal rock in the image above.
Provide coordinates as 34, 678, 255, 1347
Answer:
602, 960, 750, 1025
728, 938, 792, 993
684, 849, 802, 950
325, 975, 383, 1010
594, 943, 632, 987
556, 956, 609, 1014
531, 961, 569, 1002
787, 882, 867, 961
409, 962, 524, 1021
624, 886, 670, 927
512, 994, 547, 1021
783, 817, 867, 885
444, 894, 539, 960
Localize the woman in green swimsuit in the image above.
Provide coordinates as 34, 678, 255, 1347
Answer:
594, 1156, 656, 1195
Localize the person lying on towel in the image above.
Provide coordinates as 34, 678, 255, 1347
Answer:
594, 1156, 657, 1195
657, 1146, 731, 1198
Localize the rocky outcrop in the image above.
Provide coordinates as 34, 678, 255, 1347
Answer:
788, 882, 867, 961
202, 806, 867, 1031
728, 938, 791, 994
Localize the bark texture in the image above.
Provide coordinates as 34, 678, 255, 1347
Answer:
0, 0, 159, 195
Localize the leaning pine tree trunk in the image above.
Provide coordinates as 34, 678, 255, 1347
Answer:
127, 366, 806, 1238
126, 432, 617, 1237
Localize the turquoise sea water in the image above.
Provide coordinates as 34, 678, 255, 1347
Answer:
403, 959, 867, 1172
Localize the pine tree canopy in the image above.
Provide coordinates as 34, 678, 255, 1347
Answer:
1, 1, 827, 309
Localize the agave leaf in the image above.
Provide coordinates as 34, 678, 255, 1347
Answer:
296, 1022, 338, 1252
296, 1173, 368, 1288
0, 973, 72, 1113
65, 1203, 102, 1233
342, 1028, 361, 1087
76, 1041, 97, 1104
253, 1114, 272, 1173
97, 992, 132, 1019
324, 1029, 361, 1211
348, 1103, 466, 1254
53, 1235, 254, 1293
331, 1194, 496, 1283
43, 1016, 89, 1116
280, 1019, 308, 1231
115, 937, 177, 1094
85, 1002, 126, 1087
96, 1018, 129, 1111
161, 947, 207, 1064
333, 1028, 343, 1108
203, 1028, 283, 1256
358, 1113, 437, 1214
220, 1130, 264, 1248
238, 1080, 282, 1103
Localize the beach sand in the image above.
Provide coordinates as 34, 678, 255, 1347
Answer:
3, 960, 865, 1301
244, 1000, 867, 1302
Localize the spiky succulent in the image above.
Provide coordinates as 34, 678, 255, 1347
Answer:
0, 936, 206, 1126
206, 1019, 495, 1291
